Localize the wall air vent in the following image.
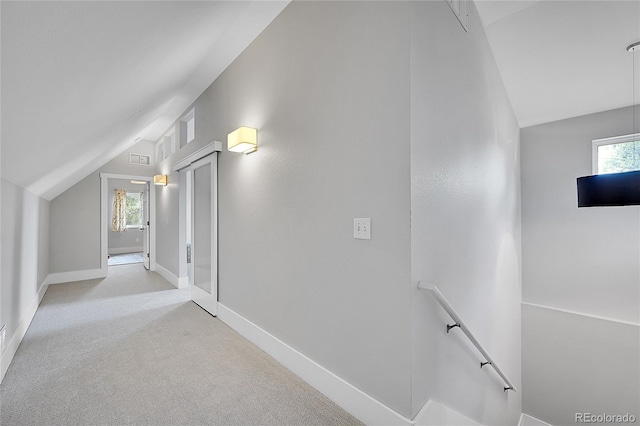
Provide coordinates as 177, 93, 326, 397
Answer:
130, 153, 151, 166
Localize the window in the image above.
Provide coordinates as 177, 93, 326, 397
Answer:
180, 108, 195, 148
156, 142, 164, 164
593, 134, 640, 174
164, 127, 176, 157
125, 192, 143, 228
157, 127, 176, 162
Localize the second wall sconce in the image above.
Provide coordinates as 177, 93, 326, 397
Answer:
228, 126, 257, 154
154, 175, 167, 186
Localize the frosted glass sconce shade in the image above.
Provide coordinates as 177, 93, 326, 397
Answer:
153, 175, 167, 186
228, 127, 257, 154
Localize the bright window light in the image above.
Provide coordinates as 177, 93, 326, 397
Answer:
593, 134, 640, 174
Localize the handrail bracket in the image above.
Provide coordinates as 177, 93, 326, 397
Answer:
446, 323, 460, 333
417, 281, 517, 393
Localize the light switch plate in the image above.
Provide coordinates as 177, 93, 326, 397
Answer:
354, 218, 371, 240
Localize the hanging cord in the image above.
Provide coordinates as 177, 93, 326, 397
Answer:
628, 41, 640, 167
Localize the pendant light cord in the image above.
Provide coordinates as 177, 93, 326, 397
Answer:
633, 45, 638, 167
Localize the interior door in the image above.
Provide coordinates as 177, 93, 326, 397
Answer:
142, 182, 150, 270
190, 154, 217, 315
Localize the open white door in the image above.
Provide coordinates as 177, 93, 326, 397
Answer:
189, 154, 217, 315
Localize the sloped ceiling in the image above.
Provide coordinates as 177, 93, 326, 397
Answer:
475, 0, 640, 128
2, 1, 639, 201
1, 1, 288, 200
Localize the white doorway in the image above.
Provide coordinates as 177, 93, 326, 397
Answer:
174, 142, 221, 316
190, 155, 217, 314
100, 173, 156, 275
105, 179, 148, 267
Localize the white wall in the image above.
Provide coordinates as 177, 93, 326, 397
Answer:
1, 179, 50, 380
154, 1, 414, 417
107, 179, 145, 254
153, 170, 178, 277
521, 106, 640, 425
522, 304, 639, 425
152, 1, 526, 421
49, 140, 155, 274
410, 1, 522, 424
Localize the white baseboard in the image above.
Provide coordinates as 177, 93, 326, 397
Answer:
177, 276, 188, 289
1, 278, 50, 383
108, 246, 143, 255
413, 400, 480, 426
522, 301, 639, 327
155, 263, 180, 289
217, 303, 412, 426
47, 268, 106, 285
519, 413, 553, 426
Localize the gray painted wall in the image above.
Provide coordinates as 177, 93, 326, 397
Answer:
522, 107, 639, 322
50, 140, 155, 273
153, 1, 524, 420
154, 1, 414, 416
220, 2, 412, 414
410, 1, 522, 423
107, 179, 145, 254
153, 169, 179, 277
522, 304, 639, 425
521, 106, 640, 424
1, 179, 49, 355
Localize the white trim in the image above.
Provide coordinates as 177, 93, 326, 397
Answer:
100, 173, 155, 181
188, 153, 218, 316
522, 301, 640, 327
154, 263, 180, 289
178, 172, 188, 287
1, 279, 49, 383
108, 246, 143, 255
100, 174, 109, 276
217, 303, 413, 426
413, 399, 480, 426
47, 268, 105, 285
591, 132, 640, 174
176, 143, 221, 314
129, 153, 152, 166
172, 140, 222, 172
177, 276, 188, 289
519, 413, 554, 426
100, 173, 156, 275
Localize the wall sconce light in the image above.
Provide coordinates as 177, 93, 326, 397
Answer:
228, 126, 257, 154
130, 180, 146, 185
154, 175, 167, 186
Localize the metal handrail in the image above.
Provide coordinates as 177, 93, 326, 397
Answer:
417, 281, 517, 392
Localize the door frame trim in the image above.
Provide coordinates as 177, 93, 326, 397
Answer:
187, 153, 218, 315
99, 173, 156, 275
174, 141, 222, 314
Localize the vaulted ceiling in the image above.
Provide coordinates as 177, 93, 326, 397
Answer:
1, 1, 288, 200
474, 0, 640, 127
1, 1, 638, 201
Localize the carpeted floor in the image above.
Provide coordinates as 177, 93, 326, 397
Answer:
0, 264, 361, 425
108, 252, 144, 266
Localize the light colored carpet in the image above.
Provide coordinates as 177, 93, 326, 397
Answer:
108, 252, 144, 266
0, 264, 361, 426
